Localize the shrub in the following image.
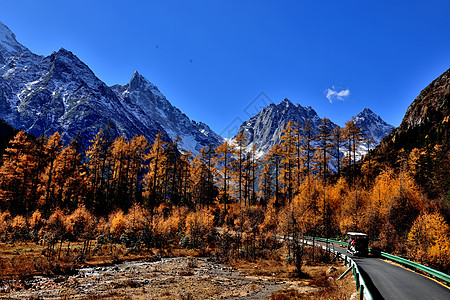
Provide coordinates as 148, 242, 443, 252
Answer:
46, 209, 67, 243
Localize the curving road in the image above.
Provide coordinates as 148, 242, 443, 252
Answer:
328, 243, 450, 300
222, 230, 450, 299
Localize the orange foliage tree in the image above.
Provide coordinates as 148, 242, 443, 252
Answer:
0, 131, 38, 215
213, 141, 234, 213
39, 132, 64, 212
407, 212, 450, 271
183, 206, 214, 249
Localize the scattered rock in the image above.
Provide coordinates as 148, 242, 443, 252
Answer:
1, 257, 291, 299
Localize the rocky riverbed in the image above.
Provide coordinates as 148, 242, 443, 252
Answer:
0, 257, 314, 299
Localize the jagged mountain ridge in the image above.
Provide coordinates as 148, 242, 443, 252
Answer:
0, 21, 222, 153
232, 98, 394, 158
0, 20, 394, 156
1, 46, 163, 144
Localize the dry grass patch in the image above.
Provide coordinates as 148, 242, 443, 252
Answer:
0, 240, 163, 279
270, 263, 357, 299
226, 245, 357, 299
230, 257, 297, 278
0, 241, 78, 279
229, 246, 301, 278
0, 241, 358, 300
81, 293, 131, 300
271, 289, 303, 299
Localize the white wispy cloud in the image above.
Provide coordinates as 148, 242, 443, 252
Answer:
325, 87, 350, 103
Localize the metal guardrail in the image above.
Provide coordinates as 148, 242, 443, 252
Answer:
344, 253, 373, 300
303, 236, 347, 246
299, 237, 373, 300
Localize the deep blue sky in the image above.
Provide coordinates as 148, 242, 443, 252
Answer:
2, 1, 450, 137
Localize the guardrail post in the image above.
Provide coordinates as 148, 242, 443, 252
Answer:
359, 284, 364, 300
355, 271, 359, 290
338, 266, 352, 280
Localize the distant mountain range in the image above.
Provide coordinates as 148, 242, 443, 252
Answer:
231, 98, 394, 158
0, 21, 223, 153
0, 20, 394, 157
353, 108, 395, 144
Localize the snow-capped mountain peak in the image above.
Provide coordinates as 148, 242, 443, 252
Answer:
280, 97, 294, 107
111, 72, 223, 153
232, 98, 330, 157
231, 99, 395, 160
354, 108, 395, 144
129, 70, 154, 92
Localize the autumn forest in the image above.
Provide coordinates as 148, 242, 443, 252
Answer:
0, 116, 449, 275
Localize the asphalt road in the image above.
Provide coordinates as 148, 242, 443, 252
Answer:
328, 243, 450, 300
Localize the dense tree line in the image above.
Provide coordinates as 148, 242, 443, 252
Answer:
0, 117, 449, 272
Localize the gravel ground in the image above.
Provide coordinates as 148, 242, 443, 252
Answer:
0, 257, 314, 299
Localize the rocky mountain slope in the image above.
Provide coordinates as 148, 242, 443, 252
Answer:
111, 71, 223, 153
378, 67, 450, 152
365, 67, 450, 197
0, 22, 28, 65
0, 21, 222, 153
